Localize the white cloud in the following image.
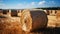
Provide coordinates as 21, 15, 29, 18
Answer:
17, 4, 23, 6
15, 2, 36, 9
0, 2, 36, 9
0, 3, 5, 6
0, 0, 4, 6
38, 1, 46, 5
0, 1, 46, 9
48, 1, 55, 4
31, 2, 35, 5
51, 1, 55, 4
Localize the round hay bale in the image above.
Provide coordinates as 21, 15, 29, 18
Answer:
21, 9, 48, 32
0, 10, 3, 15
56, 10, 60, 18
0, 15, 23, 34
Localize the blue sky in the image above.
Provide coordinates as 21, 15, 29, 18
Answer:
0, 0, 60, 9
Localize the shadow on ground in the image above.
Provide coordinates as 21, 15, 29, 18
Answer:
28, 27, 60, 34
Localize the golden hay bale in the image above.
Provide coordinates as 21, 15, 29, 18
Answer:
44, 10, 50, 15
0, 15, 23, 34
56, 10, 60, 18
0, 10, 3, 15
45, 10, 50, 15
21, 9, 48, 32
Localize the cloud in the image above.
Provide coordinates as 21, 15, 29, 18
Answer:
51, 1, 55, 4
1, 1, 55, 9
38, 1, 46, 5
15, 2, 36, 9
48, 1, 55, 4
0, 0, 4, 6
31, 2, 35, 5
0, 3, 5, 6
17, 3, 23, 6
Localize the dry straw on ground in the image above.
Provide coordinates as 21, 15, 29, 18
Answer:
0, 15, 23, 34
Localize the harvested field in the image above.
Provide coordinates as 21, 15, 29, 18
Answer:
0, 9, 60, 34
0, 15, 24, 34
47, 15, 57, 27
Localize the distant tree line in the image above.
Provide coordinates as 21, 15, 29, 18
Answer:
35, 7, 60, 10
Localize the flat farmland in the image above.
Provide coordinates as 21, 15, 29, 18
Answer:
0, 9, 60, 34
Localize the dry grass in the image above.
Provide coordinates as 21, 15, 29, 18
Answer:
47, 15, 57, 27
0, 15, 24, 34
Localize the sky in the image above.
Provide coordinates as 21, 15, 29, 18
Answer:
0, 0, 60, 9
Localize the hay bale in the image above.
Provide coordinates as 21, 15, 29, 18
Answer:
0, 15, 23, 34
0, 10, 3, 15
56, 10, 60, 27
56, 10, 60, 18
21, 9, 48, 32
51, 10, 56, 15
18, 10, 21, 17
45, 10, 50, 15
48, 10, 52, 15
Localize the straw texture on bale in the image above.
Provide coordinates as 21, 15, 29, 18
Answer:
0, 10, 2, 13
45, 10, 50, 15
21, 9, 48, 32
56, 10, 60, 18
0, 15, 23, 34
